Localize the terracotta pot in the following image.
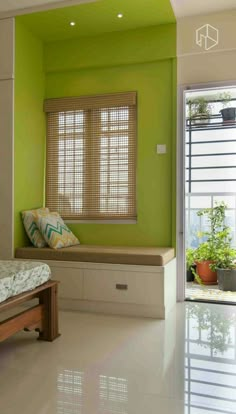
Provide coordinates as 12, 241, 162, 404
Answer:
195, 261, 217, 285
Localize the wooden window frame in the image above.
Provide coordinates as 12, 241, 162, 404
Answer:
44, 92, 137, 222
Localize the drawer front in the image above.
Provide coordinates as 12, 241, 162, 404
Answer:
83, 269, 163, 306
50, 266, 83, 300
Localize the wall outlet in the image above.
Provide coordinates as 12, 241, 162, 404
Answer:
156, 144, 167, 154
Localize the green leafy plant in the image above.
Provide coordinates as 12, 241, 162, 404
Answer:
196, 202, 228, 261
215, 246, 236, 270
194, 202, 236, 272
191, 202, 236, 283
194, 241, 217, 263
187, 97, 212, 119
186, 248, 195, 271
218, 92, 232, 109
191, 267, 203, 285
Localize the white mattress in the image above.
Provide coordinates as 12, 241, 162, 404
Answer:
0, 261, 51, 304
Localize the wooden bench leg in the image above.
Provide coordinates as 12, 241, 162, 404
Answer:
38, 283, 60, 342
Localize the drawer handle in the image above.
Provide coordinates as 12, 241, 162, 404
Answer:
116, 283, 128, 291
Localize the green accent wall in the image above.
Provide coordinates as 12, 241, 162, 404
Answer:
44, 24, 177, 247
14, 19, 176, 248
18, 0, 175, 42
45, 24, 176, 72
14, 20, 45, 248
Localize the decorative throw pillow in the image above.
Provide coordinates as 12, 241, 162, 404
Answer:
36, 212, 80, 249
22, 207, 49, 248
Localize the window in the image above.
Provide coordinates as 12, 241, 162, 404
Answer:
44, 92, 137, 221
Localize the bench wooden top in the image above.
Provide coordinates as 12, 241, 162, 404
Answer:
15, 246, 175, 266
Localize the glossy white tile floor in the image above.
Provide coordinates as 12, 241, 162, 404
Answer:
0, 303, 235, 414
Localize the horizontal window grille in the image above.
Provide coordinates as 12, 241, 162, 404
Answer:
45, 92, 137, 220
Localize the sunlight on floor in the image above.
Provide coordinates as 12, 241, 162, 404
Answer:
186, 282, 236, 303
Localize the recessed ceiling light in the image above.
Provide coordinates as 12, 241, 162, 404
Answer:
70, 21, 76, 26
117, 13, 123, 19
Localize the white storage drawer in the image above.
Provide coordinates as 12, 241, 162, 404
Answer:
83, 269, 163, 306
50, 266, 83, 300
21, 258, 176, 319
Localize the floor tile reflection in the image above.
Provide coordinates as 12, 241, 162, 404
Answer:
185, 303, 236, 414
99, 375, 128, 413
57, 369, 84, 413
0, 303, 235, 413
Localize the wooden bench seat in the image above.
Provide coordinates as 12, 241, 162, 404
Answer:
15, 245, 174, 266
15, 245, 176, 319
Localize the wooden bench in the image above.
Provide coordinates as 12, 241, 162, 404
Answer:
0, 280, 60, 342
15, 246, 176, 319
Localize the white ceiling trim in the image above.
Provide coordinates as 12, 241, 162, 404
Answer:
0, 0, 97, 19
2, 0, 236, 21
170, 0, 236, 18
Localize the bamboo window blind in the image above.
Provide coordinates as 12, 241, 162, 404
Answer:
44, 92, 137, 220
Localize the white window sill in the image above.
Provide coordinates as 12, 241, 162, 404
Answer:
64, 219, 137, 224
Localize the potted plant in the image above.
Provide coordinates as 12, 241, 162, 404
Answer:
219, 92, 236, 122
209, 220, 236, 291
194, 242, 217, 285
186, 248, 196, 282
216, 250, 236, 291
194, 202, 229, 285
187, 97, 212, 125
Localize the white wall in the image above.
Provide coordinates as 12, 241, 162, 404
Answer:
0, 18, 14, 259
178, 10, 236, 85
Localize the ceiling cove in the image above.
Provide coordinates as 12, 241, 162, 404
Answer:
17, 0, 176, 42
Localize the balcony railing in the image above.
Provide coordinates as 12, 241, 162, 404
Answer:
186, 192, 236, 249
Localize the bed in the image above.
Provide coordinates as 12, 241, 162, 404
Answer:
0, 261, 60, 342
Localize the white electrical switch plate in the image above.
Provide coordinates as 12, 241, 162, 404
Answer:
157, 144, 167, 154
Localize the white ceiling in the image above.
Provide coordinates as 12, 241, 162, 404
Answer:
1, 0, 236, 19
171, 0, 236, 18
0, 0, 95, 17
0, 0, 57, 12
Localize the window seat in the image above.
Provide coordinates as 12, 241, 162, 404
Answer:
15, 245, 176, 320
15, 245, 175, 267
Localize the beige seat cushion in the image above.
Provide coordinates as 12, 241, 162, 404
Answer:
15, 245, 175, 266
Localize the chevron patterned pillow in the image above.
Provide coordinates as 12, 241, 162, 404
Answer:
22, 207, 49, 248
36, 212, 80, 249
